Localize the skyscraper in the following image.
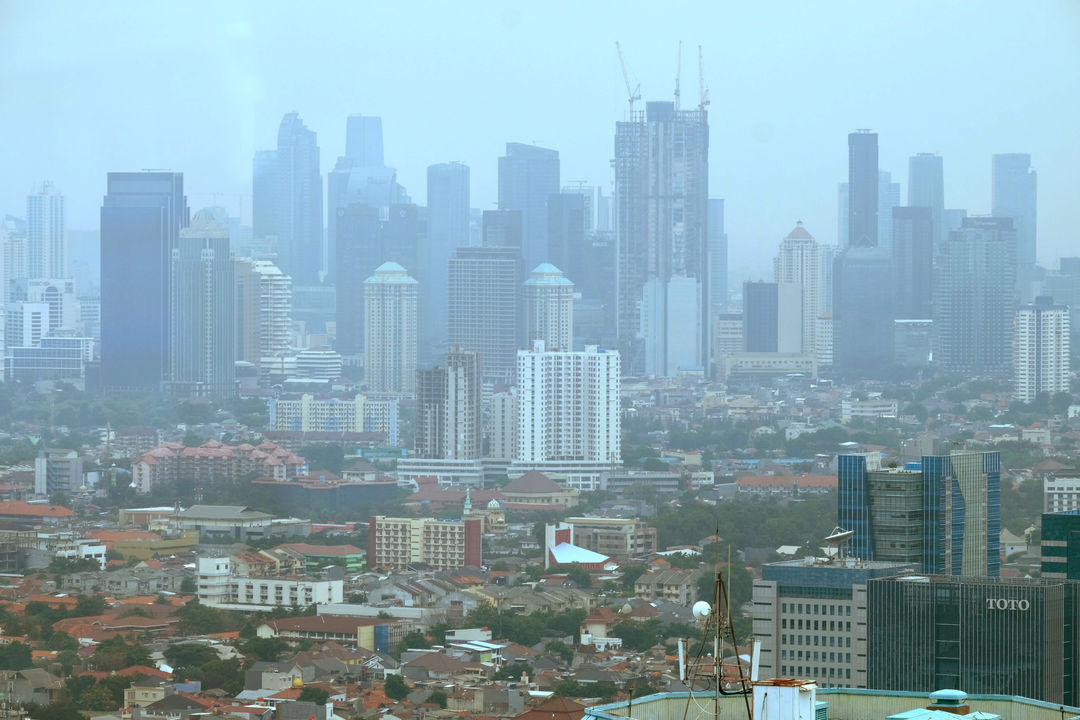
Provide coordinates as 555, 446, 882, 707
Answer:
497, 143, 560, 272
832, 247, 893, 371
1014, 296, 1071, 403
707, 199, 728, 316
363, 262, 418, 397
415, 347, 482, 460
838, 451, 1000, 577
773, 221, 821, 354
346, 114, 385, 166
426, 162, 470, 354
168, 208, 235, 396
877, 170, 900, 254
100, 171, 188, 390
252, 113, 322, 285
891, 206, 934, 320
546, 193, 586, 284
991, 153, 1037, 268
235, 258, 292, 383
516, 341, 620, 466
847, 130, 878, 248
615, 101, 709, 375
26, 182, 65, 279
447, 246, 523, 385
482, 209, 523, 249
935, 217, 1017, 376
335, 203, 424, 356
908, 153, 945, 253
524, 263, 574, 351
742, 281, 802, 354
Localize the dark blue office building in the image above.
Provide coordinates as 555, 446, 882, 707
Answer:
100, 172, 188, 391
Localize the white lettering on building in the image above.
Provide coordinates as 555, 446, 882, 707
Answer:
985, 598, 1030, 611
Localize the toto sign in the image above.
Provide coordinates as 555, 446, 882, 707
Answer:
985, 598, 1030, 611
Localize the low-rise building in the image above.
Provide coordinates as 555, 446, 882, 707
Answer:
563, 517, 657, 558
634, 568, 699, 605
368, 516, 482, 571
196, 557, 343, 611
132, 440, 304, 494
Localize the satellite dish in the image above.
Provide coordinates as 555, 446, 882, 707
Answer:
825, 528, 854, 544
692, 601, 711, 619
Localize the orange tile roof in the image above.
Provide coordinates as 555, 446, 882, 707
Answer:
0, 502, 75, 518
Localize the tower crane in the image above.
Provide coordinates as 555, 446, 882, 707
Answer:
615, 41, 641, 118
698, 45, 711, 111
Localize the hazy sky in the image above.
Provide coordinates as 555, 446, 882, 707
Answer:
2, 1, 1078, 281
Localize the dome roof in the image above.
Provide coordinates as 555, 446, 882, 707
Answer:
487, 498, 502, 510
786, 220, 814, 240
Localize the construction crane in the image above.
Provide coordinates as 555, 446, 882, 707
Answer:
698, 44, 710, 111
674, 41, 682, 111
615, 41, 641, 118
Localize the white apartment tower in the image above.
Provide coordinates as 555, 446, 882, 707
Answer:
524, 263, 574, 351
364, 262, 418, 396
774, 222, 821, 355
236, 259, 292, 382
27, 182, 65, 279
1014, 296, 1071, 403
516, 340, 621, 465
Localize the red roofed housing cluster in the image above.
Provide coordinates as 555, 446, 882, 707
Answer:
131, 440, 304, 493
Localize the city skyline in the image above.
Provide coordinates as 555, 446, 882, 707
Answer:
1, 2, 1077, 282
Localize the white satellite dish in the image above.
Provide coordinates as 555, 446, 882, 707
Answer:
692, 600, 711, 619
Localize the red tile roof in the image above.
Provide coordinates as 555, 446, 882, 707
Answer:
0, 502, 74, 518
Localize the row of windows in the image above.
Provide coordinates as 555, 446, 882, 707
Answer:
780, 650, 852, 664
780, 665, 852, 680
782, 619, 852, 632
781, 602, 852, 616
782, 633, 852, 648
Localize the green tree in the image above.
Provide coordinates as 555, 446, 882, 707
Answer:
384, 674, 409, 700
164, 643, 219, 668
618, 563, 647, 592
563, 563, 591, 588
180, 577, 197, 593
427, 689, 448, 708
77, 684, 118, 711
544, 640, 573, 665
172, 603, 237, 635
19, 702, 85, 720
494, 661, 534, 680
241, 637, 288, 661
300, 444, 344, 474
47, 631, 79, 651
0, 641, 32, 669
297, 687, 330, 704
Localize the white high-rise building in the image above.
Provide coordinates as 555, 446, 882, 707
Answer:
524, 264, 574, 351
5, 302, 50, 348
515, 340, 620, 466
363, 262, 418, 396
236, 259, 292, 383
774, 222, 822, 355
27, 182, 65, 280
1014, 297, 1070, 403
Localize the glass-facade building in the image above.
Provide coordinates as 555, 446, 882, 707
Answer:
1043, 510, 1080, 580
868, 574, 1079, 705
838, 452, 1000, 576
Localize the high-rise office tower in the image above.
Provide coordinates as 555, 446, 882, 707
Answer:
847, 130, 878, 248
707, 199, 728, 317
252, 113, 322, 284
877, 171, 900, 254
516, 341, 620, 465
560, 184, 594, 232
448, 246, 523, 385
1014, 296, 1071, 404
935, 217, 1017, 376
4, 302, 49, 348
991, 154, 1037, 268
891, 206, 934, 320
773, 222, 821, 354
482, 209, 523, 249
335, 203, 424, 356
168, 208, 235, 396
426, 162, 470, 353
908, 154, 945, 253
546, 193, 586, 284
26, 182, 65, 279
363, 262, 418, 397
100, 171, 188, 390
415, 347, 482, 460
1, 218, 30, 305
616, 101, 710, 376
833, 247, 893, 371
235, 258, 292, 381
838, 451, 1000, 577
524, 264, 574, 351
742, 281, 802, 354
992, 153, 1038, 298
326, 115, 411, 283
497, 142, 559, 272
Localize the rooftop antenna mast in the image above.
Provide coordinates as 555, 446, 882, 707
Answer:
698, 45, 710, 111
674, 40, 683, 111
615, 41, 641, 118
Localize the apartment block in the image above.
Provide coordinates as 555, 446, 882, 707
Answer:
368, 515, 482, 571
